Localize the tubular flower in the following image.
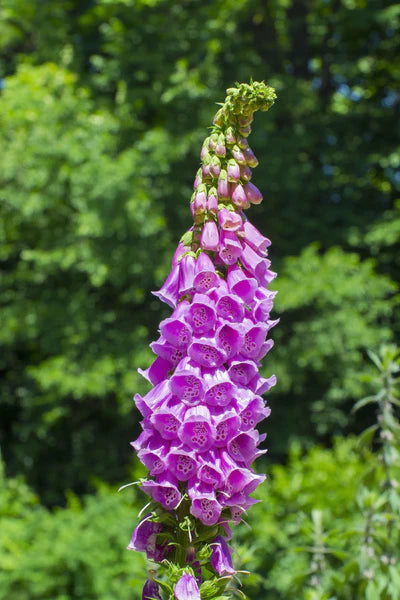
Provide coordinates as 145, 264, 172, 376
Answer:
127, 81, 278, 599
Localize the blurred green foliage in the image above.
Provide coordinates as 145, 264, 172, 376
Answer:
0, 0, 399, 504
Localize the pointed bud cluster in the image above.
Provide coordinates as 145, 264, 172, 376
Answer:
128, 81, 277, 599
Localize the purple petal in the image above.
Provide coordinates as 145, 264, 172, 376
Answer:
142, 579, 162, 600
188, 482, 223, 526
187, 293, 217, 334
203, 367, 235, 407
227, 265, 258, 303
138, 356, 172, 386
188, 338, 226, 368
218, 230, 243, 265
152, 264, 180, 308
170, 358, 205, 405
210, 536, 236, 576
174, 573, 201, 600
200, 220, 219, 251
150, 401, 186, 440
241, 322, 268, 359
231, 183, 250, 209
193, 252, 219, 292
166, 445, 199, 481
228, 430, 264, 465
178, 405, 216, 451
228, 359, 258, 385
179, 254, 196, 296
213, 410, 241, 447
218, 208, 243, 232
140, 475, 181, 510
134, 380, 171, 418
215, 292, 245, 323
240, 243, 271, 281
243, 221, 271, 252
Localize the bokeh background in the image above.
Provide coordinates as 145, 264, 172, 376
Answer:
1, 1, 399, 598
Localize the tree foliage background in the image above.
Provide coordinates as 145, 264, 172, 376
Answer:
0, 0, 399, 598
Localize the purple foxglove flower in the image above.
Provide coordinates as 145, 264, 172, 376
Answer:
215, 291, 245, 323
241, 321, 268, 359
152, 263, 180, 308
217, 169, 230, 200
150, 400, 186, 440
213, 409, 241, 447
179, 254, 196, 296
170, 357, 205, 405
243, 221, 271, 254
227, 158, 241, 182
134, 379, 171, 419
244, 181, 263, 205
197, 452, 224, 487
207, 187, 218, 214
259, 269, 277, 287
240, 397, 271, 431
240, 243, 270, 281
227, 265, 257, 303
210, 536, 235, 576
215, 134, 226, 157
256, 338, 274, 361
159, 303, 192, 349
248, 372, 277, 395
218, 208, 243, 232
203, 366, 236, 406
228, 359, 258, 385
188, 481, 223, 525
193, 252, 219, 292
187, 293, 217, 334
150, 338, 186, 367
243, 147, 258, 167
218, 230, 243, 265
178, 405, 216, 451
138, 445, 169, 476
215, 321, 243, 359
231, 183, 250, 209
128, 515, 164, 562
174, 572, 201, 600
200, 220, 219, 251
228, 430, 266, 465
232, 144, 247, 165
193, 188, 207, 217
142, 579, 162, 600
208, 133, 219, 151
172, 240, 190, 266
210, 155, 221, 178
140, 474, 181, 510
240, 164, 252, 181
193, 167, 202, 189
138, 355, 172, 386
188, 337, 226, 368
166, 445, 199, 481
226, 468, 265, 496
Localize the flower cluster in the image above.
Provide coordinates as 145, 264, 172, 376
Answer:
128, 81, 278, 600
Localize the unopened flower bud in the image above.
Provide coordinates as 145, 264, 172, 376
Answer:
193, 188, 207, 218
193, 167, 202, 189
208, 133, 219, 151
244, 181, 263, 204
207, 187, 218, 214
213, 108, 225, 127
210, 155, 221, 178
215, 133, 226, 157
244, 147, 259, 167
239, 113, 253, 127
218, 169, 230, 200
231, 183, 250, 209
201, 220, 219, 251
239, 124, 252, 137
227, 159, 241, 182
225, 126, 236, 145
232, 144, 247, 165
241, 165, 252, 181
202, 163, 211, 178
200, 139, 210, 160
238, 137, 249, 150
